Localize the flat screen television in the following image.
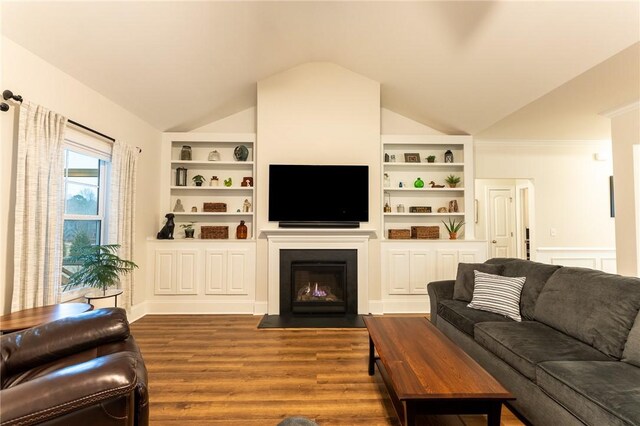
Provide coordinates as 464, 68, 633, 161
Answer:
269, 164, 369, 227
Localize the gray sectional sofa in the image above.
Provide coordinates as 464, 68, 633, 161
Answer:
427, 258, 640, 426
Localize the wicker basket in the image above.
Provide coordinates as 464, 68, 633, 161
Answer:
411, 226, 439, 239
388, 229, 411, 239
409, 206, 432, 213
201, 226, 229, 239
203, 202, 227, 212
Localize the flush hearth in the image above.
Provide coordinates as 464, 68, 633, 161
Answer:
280, 249, 358, 316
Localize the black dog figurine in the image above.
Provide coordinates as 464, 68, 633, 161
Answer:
157, 213, 175, 240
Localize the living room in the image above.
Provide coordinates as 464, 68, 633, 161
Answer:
1, 2, 639, 425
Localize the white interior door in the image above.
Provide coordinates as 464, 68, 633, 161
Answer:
488, 188, 516, 258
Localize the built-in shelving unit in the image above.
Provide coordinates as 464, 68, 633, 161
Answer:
161, 133, 257, 240
381, 135, 474, 240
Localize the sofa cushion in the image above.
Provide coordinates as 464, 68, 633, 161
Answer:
485, 258, 560, 320
453, 262, 504, 302
534, 267, 640, 358
537, 361, 640, 426
467, 271, 525, 321
474, 321, 612, 381
622, 311, 640, 368
437, 299, 513, 337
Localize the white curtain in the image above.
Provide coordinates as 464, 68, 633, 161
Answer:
12, 102, 67, 311
108, 140, 139, 311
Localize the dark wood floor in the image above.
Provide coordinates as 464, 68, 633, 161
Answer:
130, 315, 524, 426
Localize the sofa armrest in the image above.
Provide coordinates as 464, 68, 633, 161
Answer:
427, 280, 455, 325
1, 352, 142, 426
2, 308, 130, 374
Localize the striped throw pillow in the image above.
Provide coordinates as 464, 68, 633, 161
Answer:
467, 270, 526, 322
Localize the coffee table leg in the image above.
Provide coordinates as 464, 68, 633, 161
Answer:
368, 335, 375, 376
404, 401, 416, 426
487, 402, 502, 426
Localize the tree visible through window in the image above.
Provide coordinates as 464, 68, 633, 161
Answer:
62, 149, 109, 287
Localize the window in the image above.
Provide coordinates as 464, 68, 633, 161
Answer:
61, 127, 112, 289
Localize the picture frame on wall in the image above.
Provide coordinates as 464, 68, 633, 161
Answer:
404, 153, 421, 163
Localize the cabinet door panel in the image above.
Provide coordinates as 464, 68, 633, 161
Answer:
154, 250, 176, 294
459, 249, 482, 264
436, 249, 459, 281
410, 250, 433, 294
227, 250, 249, 295
204, 249, 226, 294
388, 249, 411, 295
176, 250, 199, 294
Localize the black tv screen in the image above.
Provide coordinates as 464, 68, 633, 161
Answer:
269, 165, 369, 223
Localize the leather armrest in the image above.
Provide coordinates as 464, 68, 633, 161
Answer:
1, 352, 141, 426
2, 308, 130, 374
427, 280, 455, 325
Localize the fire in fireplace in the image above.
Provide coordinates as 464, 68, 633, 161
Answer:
280, 249, 357, 316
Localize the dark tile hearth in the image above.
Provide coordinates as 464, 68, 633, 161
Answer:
257, 314, 365, 329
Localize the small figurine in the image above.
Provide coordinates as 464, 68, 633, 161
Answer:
414, 178, 424, 188
437, 207, 448, 213
243, 199, 252, 212
384, 203, 392, 213
191, 206, 198, 212
241, 177, 254, 187
399, 182, 404, 188
224, 177, 233, 187
429, 181, 445, 188
156, 213, 175, 240
210, 176, 219, 186
449, 200, 459, 213
173, 199, 185, 212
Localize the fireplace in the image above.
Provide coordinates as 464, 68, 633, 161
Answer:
280, 249, 358, 316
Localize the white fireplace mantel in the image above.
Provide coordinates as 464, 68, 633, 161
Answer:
264, 229, 374, 315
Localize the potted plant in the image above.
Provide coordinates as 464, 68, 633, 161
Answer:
192, 175, 206, 186
181, 222, 196, 238
426, 155, 436, 163
64, 244, 138, 306
445, 175, 461, 188
442, 218, 465, 240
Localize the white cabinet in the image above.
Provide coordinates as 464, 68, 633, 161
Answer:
161, 133, 256, 240
152, 243, 255, 297
204, 248, 253, 295
382, 242, 486, 297
385, 249, 434, 295
381, 135, 474, 241
153, 249, 199, 295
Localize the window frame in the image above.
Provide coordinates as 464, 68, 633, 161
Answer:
60, 126, 113, 301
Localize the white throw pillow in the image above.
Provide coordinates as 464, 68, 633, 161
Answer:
467, 270, 526, 322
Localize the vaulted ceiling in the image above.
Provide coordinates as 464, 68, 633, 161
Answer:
2, 1, 639, 138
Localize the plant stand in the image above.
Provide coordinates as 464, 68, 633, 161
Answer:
85, 289, 124, 309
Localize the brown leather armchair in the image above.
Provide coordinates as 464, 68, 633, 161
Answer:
1, 308, 148, 425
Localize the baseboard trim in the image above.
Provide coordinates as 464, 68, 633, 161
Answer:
368, 300, 384, 315
253, 301, 268, 315
144, 300, 256, 314
129, 302, 148, 323
382, 299, 430, 314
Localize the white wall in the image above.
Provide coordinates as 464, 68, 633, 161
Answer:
0, 37, 161, 314
255, 62, 381, 305
609, 103, 640, 276
475, 140, 615, 253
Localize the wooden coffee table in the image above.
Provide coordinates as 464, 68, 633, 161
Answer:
0, 303, 93, 334
364, 316, 514, 426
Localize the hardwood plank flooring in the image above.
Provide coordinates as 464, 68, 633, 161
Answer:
130, 315, 524, 426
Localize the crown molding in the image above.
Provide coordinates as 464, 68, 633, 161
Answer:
474, 139, 611, 148
600, 101, 640, 118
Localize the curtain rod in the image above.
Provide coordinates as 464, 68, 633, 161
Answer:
67, 119, 142, 154
2, 89, 141, 154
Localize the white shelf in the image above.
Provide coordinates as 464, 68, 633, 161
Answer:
171, 161, 254, 167
170, 186, 253, 191
383, 187, 464, 192
383, 162, 464, 167
384, 212, 465, 217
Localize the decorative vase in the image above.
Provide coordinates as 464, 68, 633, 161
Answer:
448, 183, 457, 188
427, 157, 435, 163
414, 177, 424, 188
208, 150, 220, 161
236, 220, 248, 239
180, 146, 192, 161
444, 150, 454, 163
195, 181, 203, 187
176, 167, 187, 186
185, 228, 195, 239
210, 176, 219, 186
449, 232, 458, 240
234, 145, 249, 161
